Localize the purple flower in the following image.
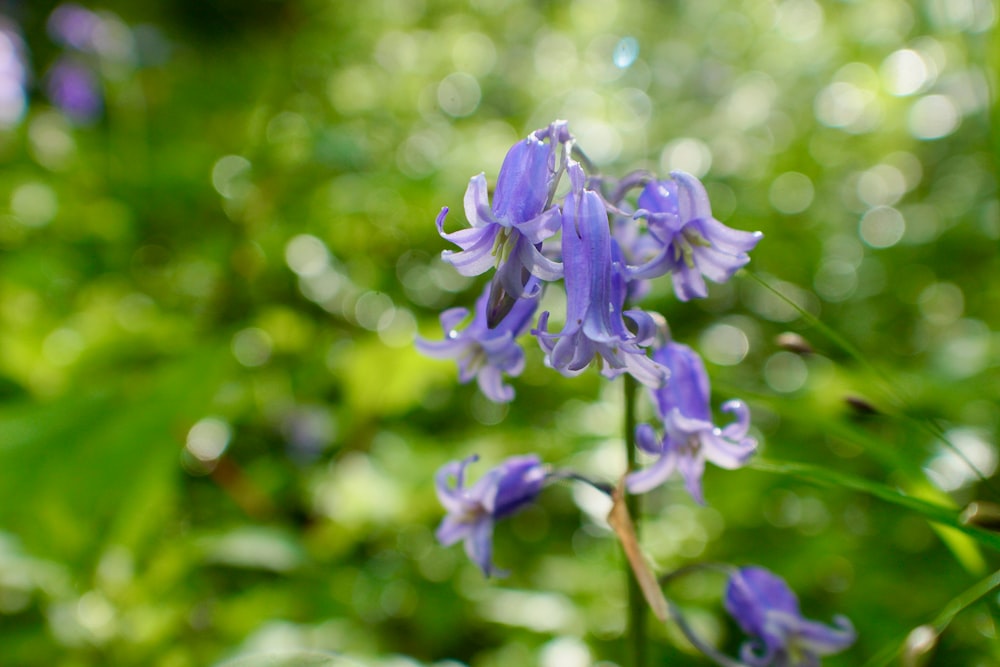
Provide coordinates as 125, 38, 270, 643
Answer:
0, 19, 29, 128
534, 162, 667, 388
416, 280, 539, 403
629, 172, 762, 301
47, 4, 102, 52
436, 123, 566, 303
626, 341, 755, 502
45, 57, 102, 123
435, 454, 548, 577
725, 567, 856, 666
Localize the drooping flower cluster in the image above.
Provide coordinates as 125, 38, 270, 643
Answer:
420, 121, 855, 665
420, 120, 766, 573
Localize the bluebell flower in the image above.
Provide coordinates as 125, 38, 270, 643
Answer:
725, 566, 856, 666
416, 280, 539, 403
534, 162, 668, 388
436, 122, 567, 304
626, 341, 755, 502
435, 454, 549, 577
630, 171, 763, 301
45, 57, 103, 123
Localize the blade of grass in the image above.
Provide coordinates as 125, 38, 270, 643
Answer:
749, 458, 1000, 551
743, 270, 997, 497
862, 567, 1000, 667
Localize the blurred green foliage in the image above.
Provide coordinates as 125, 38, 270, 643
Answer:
0, 0, 997, 665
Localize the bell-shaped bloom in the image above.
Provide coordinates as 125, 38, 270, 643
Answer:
436, 123, 567, 303
534, 162, 667, 388
435, 454, 549, 577
416, 280, 539, 403
626, 342, 755, 502
629, 171, 763, 301
725, 566, 856, 666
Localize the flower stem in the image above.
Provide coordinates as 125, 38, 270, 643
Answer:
623, 373, 646, 667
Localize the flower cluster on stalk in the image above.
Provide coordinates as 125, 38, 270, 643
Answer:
418, 121, 854, 664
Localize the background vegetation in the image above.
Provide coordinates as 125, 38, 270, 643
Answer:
0, 0, 996, 665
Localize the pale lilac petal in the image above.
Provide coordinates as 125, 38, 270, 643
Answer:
435, 456, 478, 514
414, 336, 466, 360
463, 173, 499, 228
515, 236, 564, 281
436, 515, 473, 546
669, 170, 714, 221
627, 245, 677, 281
440, 226, 501, 276
701, 429, 756, 469
476, 366, 514, 403
697, 216, 764, 256
720, 400, 752, 439
514, 206, 563, 244
690, 244, 751, 283
676, 450, 707, 504
618, 349, 669, 388
623, 309, 658, 347
465, 517, 499, 576
439, 307, 470, 333
672, 264, 708, 301
795, 616, 857, 656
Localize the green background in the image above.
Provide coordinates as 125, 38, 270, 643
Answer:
0, 0, 997, 665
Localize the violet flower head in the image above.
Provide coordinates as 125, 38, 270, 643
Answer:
630, 171, 763, 301
45, 57, 102, 123
436, 122, 566, 304
0, 18, 29, 129
725, 566, 856, 667
416, 279, 539, 403
435, 454, 548, 577
47, 4, 102, 52
534, 161, 667, 388
625, 341, 755, 502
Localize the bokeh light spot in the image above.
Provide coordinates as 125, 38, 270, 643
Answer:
859, 206, 905, 248
660, 137, 712, 178
285, 234, 330, 278
768, 171, 814, 214
211, 155, 251, 199
699, 323, 749, 366
186, 417, 232, 462
232, 328, 272, 367
11, 183, 58, 227
881, 49, 929, 96
612, 36, 639, 68
437, 72, 481, 118
764, 352, 808, 393
908, 94, 959, 139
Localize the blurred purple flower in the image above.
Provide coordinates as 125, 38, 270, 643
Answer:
535, 161, 667, 388
725, 566, 856, 666
629, 171, 762, 301
626, 341, 755, 502
436, 122, 566, 305
45, 57, 102, 123
416, 279, 539, 403
0, 18, 29, 128
47, 3, 101, 52
435, 454, 548, 577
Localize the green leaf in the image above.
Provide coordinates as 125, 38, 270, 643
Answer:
750, 459, 1000, 552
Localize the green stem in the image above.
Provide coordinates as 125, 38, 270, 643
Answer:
624, 374, 646, 667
